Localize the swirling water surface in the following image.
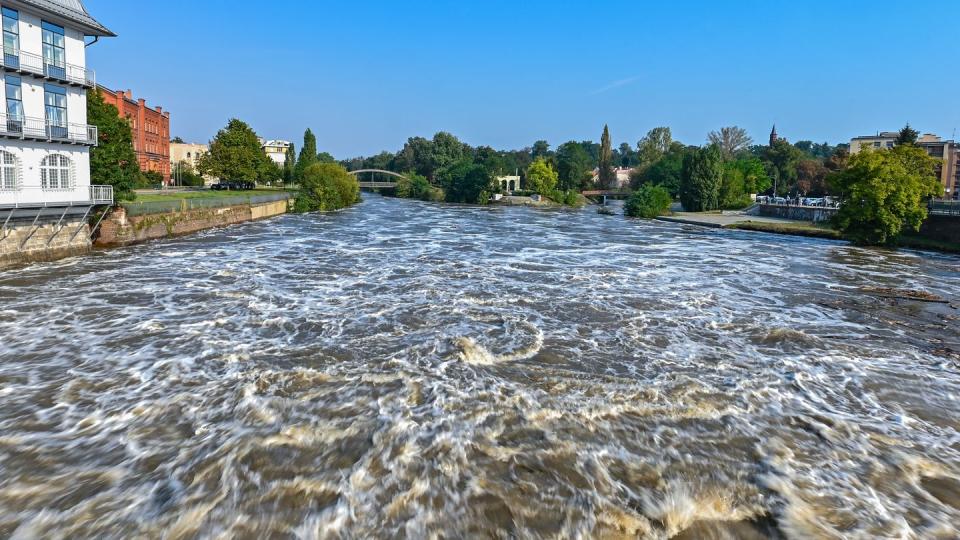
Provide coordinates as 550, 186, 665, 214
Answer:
1, 195, 959, 539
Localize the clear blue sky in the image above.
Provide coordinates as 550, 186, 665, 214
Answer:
85, 0, 960, 158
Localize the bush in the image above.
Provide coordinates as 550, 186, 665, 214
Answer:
133, 170, 164, 189
625, 185, 673, 218
293, 162, 361, 213
395, 172, 444, 202
546, 189, 581, 206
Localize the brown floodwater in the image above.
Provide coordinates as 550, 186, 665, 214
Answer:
0, 195, 958, 539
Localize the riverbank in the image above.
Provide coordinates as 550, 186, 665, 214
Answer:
97, 192, 293, 247
658, 212, 960, 253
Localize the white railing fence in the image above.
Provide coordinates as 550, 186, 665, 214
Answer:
1, 47, 95, 87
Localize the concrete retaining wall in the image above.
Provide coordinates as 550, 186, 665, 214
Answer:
96, 199, 289, 247
758, 204, 838, 223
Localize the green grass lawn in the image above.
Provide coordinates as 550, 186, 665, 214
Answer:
724, 220, 843, 240
133, 188, 293, 203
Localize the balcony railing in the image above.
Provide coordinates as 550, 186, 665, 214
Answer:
1, 48, 95, 87
90, 185, 113, 205
0, 113, 98, 146
0, 185, 114, 209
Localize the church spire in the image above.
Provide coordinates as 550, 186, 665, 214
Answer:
769, 124, 779, 146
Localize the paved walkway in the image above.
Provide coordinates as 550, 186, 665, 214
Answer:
656, 212, 813, 228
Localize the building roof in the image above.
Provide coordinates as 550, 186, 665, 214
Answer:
15, 0, 115, 37
851, 132, 898, 140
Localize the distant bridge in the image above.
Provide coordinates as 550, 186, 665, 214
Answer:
582, 190, 631, 203
348, 169, 409, 189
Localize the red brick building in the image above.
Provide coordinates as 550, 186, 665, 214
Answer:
98, 86, 171, 184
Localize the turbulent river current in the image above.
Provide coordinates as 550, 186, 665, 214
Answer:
1, 195, 959, 539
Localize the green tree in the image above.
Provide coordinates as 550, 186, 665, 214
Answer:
617, 142, 637, 167
708, 126, 753, 159
431, 132, 469, 173
632, 142, 687, 198
293, 162, 361, 213
637, 127, 673, 168
394, 136, 435, 178
829, 145, 941, 245
526, 158, 559, 195
718, 157, 771, 208
555, 141, 593, 191
625, 185, 673, 218
764, 139, 804, 195
532, 140, 551, 160
259, 159, 282, 186
439, 160, 492, 204
294, 128, 319, 181
197, 118, 267, 183
283, 143, 296, 183
680, 145, 723, 211
598, 125, 615, 189
896, 123, 919, 146
87, 88, 139, 201
170, 136, 185, 144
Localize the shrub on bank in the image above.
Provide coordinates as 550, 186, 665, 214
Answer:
293, 163, 360, 213
625, 185, 673, 218
395, 172, 445, 202
546, 189, 582, 206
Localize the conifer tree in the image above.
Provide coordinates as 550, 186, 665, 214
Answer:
598, 125, 615, 190
294, 129, 318, 182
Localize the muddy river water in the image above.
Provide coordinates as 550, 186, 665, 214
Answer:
1, 195, 959, 539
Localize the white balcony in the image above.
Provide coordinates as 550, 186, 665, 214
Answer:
0, 113, 98, 146
0, 48, 95, 88
0, 185, 113, 209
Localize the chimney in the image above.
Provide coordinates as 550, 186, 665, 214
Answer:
156, 106, 162, 113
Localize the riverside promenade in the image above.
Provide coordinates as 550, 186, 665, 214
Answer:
656, 212, 815, 228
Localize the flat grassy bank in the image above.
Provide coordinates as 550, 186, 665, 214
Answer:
134, 188, 294, 203
724, 220, 842, 240
725, 219, 960, 253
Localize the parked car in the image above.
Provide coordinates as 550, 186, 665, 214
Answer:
211, 180, 256, 191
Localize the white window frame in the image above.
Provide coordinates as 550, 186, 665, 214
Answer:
0, 150, 19, 190
40, 153, 74, 190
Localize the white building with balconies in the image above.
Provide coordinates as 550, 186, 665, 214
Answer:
0, 0, 114, 269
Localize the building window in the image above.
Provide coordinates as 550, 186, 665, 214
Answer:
0, 150, 18, 190
5, 74, 22, 132
886, 142, 894, 149
2, 7, 18, 68
873, 142, 881, 148
40, 154, 72, 189
41, 21, 65, 78
44, 83, 67, 138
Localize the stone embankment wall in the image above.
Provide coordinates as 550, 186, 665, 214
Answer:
758, 204, 838, 223
918, 215, 960, 244
96, 199, 289, 247
0, 218, 92, 270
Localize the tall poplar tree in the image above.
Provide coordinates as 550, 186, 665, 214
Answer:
294, 129, 318, 182
598, 125, 615, 190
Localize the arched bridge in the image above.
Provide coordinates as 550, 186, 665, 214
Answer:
348, 169, 409, 189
